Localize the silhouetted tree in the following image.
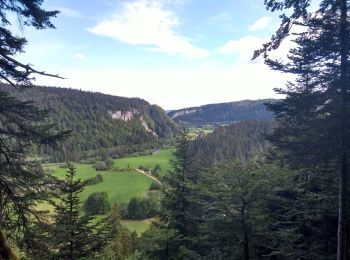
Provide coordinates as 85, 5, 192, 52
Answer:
255, 1, 350, 259
0, 1, 66, 257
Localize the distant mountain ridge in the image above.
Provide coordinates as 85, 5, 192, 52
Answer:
5, 85, 177, 162
168, 99, 276, 126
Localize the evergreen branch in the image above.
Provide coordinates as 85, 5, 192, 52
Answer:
0, 52, 65, 80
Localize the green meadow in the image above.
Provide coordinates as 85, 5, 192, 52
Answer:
44, 149, 173, 234
115, 148, 174, 176
53, 165, 153, 205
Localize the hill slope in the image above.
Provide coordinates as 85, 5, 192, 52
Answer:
6, 86, 177, 162
168, 99, 275, 126
193, 120, 276, 165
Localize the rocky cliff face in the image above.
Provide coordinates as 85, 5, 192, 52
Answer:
109, 109, 138, 121
109, 110, 158, 137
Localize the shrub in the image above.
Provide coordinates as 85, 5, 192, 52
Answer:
126, 194, 160, 219
84, 174, 104, 186
119, 203, 129, 219
95, 161, 108, 171
83, 191, 111, 215
152, 164, 162, 175
105, 158, 114, 169
149, 182, 162, 191
127, 198, 141, 219
96, 173, 103, 182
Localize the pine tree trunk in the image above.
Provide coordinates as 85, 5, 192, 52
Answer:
243, 227, 249, 260
0, 228, 18, 260
338, 158, 348, 260
337, 0, 349, 259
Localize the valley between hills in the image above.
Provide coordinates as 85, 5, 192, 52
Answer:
22, 85, 274, 235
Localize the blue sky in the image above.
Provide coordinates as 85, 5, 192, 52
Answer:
16, 0, 294, 109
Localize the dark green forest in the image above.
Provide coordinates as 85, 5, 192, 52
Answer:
4, 85, 177, 162
193, 120, 276, 165
168, 99, 275, 126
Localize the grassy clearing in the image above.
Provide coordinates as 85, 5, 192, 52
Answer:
115, 148, 174, 177
53, 164, 154, 205
42, 149, 173, 234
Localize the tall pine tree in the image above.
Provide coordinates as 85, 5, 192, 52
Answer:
0, 1, 65, 257
51, 163, 104, 259
101, 203, 134, 260
201, 161, 289, 260
141, 128, 202, 259
254, 1, 350, 259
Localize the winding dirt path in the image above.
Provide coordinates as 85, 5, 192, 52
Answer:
134, 168, 162, 185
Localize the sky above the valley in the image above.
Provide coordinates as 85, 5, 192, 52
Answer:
15, 0, 299, 109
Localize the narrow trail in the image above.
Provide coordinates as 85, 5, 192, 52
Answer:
134, 168, 162, 185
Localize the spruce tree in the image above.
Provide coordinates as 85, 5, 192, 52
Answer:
265, 168, 339, 259
201, 162, 288, 260
101, 203, 134, 260
0, 1, 65, 257
161, 128, 201, 259
51, 163, 102, 259
140, 128, 202, 259
255, 1, 350, 259
0, 83, 68, 258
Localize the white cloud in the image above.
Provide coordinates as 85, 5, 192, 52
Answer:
89, 0, 208, 59
218, 36, 267, 61
249, 16, 272, 32
32, 61, 292, 110
30, 33, 292, 110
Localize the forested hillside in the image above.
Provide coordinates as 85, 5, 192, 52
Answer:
168, 99, 275, 126
193, 120, 275, 165
6, 86, 177, 162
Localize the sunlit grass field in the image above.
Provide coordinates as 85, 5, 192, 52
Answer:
115, 148, 174, 176
42, 149, 173, 233
53, 164, 154, 205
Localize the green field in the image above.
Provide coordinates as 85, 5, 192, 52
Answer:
44, 149, 173, 233
115, 148, 174, 176
53, 164, 154, 205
